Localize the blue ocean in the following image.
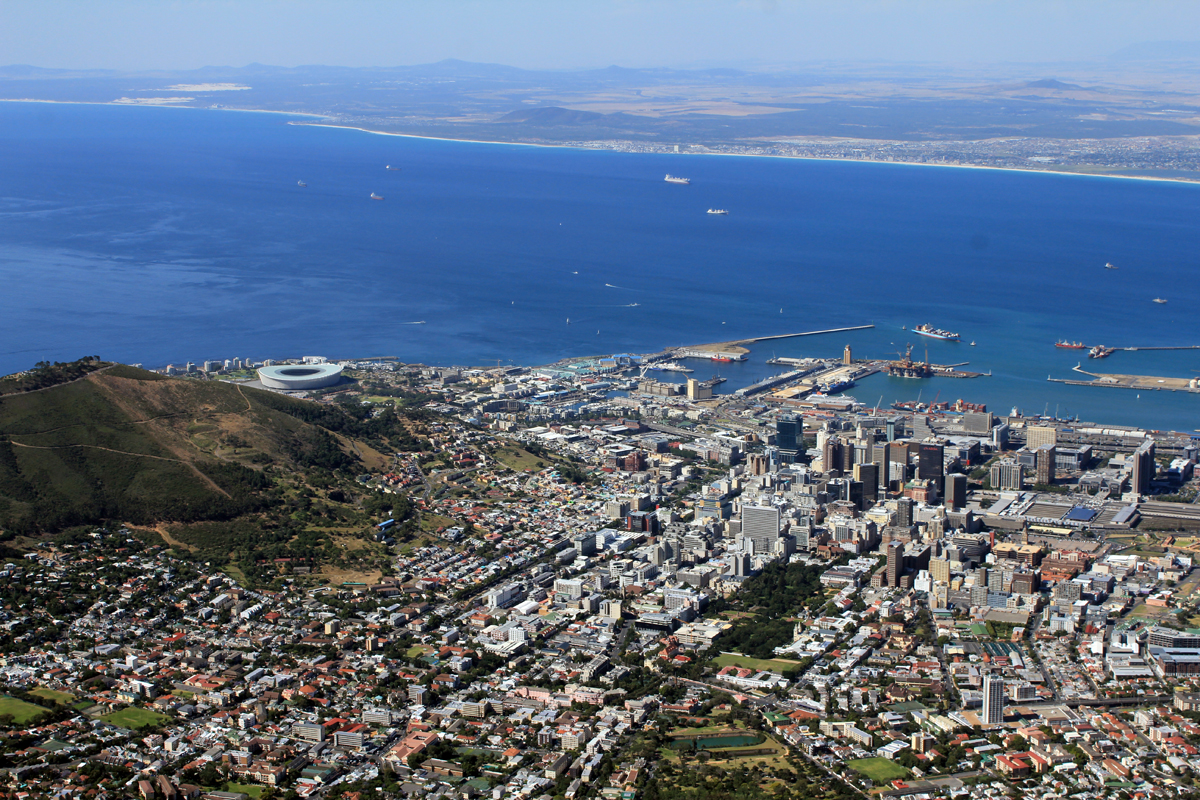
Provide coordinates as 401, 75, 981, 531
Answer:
1, 101, 1198, 430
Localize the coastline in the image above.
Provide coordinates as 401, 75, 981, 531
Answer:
1, 97, 1193, 186
288, 120, 1200, 187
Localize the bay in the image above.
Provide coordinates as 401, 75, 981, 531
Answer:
0, 101, 1197, 431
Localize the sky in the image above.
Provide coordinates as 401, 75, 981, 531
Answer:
2, 0, 1199, 71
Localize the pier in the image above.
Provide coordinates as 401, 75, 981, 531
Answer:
679, 324, 876, 356
1048, 365, 1200, 393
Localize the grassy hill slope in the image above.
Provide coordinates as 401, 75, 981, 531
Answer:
0, 362, 415, 539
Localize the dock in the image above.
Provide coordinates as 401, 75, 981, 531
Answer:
1049, 365, 1200, 393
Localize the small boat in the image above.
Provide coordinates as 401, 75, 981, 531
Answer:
386, 165, 401, 171
297, 180, 307, 187
1152, 298, 1168, 304
370, 193, 384, 200
969, 341, 976, 346
1105, 262, 1117, 269
707, 209, 729, 215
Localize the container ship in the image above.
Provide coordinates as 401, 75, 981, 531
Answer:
912, 324, 961, 342
664, 175, 691, 185
1055, 340, 1086, 349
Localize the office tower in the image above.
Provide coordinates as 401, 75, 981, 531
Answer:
733, 552, 752, 577
886, 418, 897, 442
741, 505, 780, 554
1026, 426, 1057, 450
962, 411, 995, 435
918, 443, 945, 495
982, 674, 1005, 726
896, 497, 914, 527
886, 541, 904, 587
822, 437, 842, 475
853, 463, 879, 506
776, 415, 801, 464
1131, 439, 1156, 495
1035, 444, 1056, 486
945, 473, 967, 509
886, 442, 909, 486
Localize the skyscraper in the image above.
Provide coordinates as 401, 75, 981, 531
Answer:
776, 415, 801, 464
944, 473, 967, 509
741, 505, 781, 555
982, 674, 1005, 727
853, 463, 879, 507
918, 442, 945, 495
895, 497, 914, 528
1131, 439, 1156, 496
1035, 444, 1056, 486
886, 541, 904, 587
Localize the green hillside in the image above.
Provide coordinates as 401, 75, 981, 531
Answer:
0, 362, 431, 575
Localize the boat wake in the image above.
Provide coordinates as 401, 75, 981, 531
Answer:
400, 321, 426, 325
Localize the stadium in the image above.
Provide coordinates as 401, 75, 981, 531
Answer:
257, 363, 345, 390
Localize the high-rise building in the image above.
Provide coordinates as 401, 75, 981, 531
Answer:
853, 463, 879, 507
733, 552, 752, 577
1035, 444, 1057, 486
822, 437, 843, 475
741, 505, 781, 554
962, 411, 995, 435
886, 541, 904, 587
918, 443, 945, 495
982, 674, 1005, 727
990, 460, 1023, 491
895, 497, 914, 528
776, 415, 801, 464
686, 378, 713, 401
1131, 439, 1156, 496
929, 556, 951, 584
1027, 426, 1057, 450
944, 473, 967, 509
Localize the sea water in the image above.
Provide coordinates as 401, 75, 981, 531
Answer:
0, 101, 1197, 430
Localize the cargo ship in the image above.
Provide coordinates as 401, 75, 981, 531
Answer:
912, 324, 961, 342
707, 209, 728, 215
712, 356, 733, 363
1055, 340, 1086, 349
664, 174, 691, 185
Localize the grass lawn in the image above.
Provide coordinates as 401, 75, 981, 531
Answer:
712, 653, 802, 673
28, 688, 75, 705
493, 445, 551, 473
406, 645, 431, 658
223, 784, 264, 799
847, 757, 910, 783
100, 706, 169, 730
0, 696, 50, 725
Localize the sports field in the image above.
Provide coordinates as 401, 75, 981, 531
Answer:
100, 706, 169, 729
0, 696, 49, 725
847, 757, 910, 783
